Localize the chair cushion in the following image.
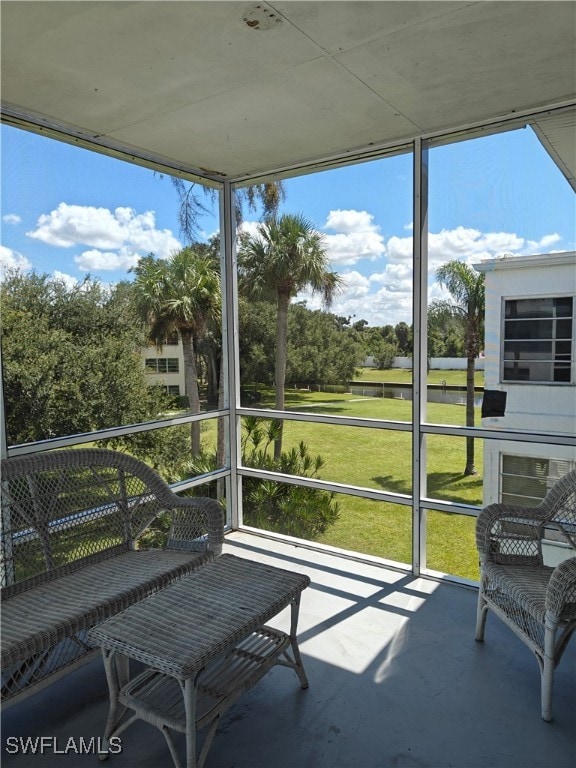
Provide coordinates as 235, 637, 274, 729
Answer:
483, 562, 553, 622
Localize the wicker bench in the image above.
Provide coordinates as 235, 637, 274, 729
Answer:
1, 448, 224, 707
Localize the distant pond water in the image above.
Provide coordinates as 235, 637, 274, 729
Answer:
308, 381, 484, 408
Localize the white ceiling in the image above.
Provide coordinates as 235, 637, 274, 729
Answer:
1, 1, 575, 183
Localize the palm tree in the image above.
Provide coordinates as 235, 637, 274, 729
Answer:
171, 178, 285, 242
239, 213, 341, 459
131, 249, 221, 456
434, 260, 485, 476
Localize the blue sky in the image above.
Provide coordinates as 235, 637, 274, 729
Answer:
1, 123, 574, 326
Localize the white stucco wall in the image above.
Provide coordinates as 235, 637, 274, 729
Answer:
141, 344, 186, 395
475, 252, 576, 436
473, 252, 576, 547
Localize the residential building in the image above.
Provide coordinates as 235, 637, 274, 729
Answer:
475, 251, 576, 564
142, 336, 185, 399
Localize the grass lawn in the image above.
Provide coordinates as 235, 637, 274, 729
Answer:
354, 367, 484, 387
74, 397, 484, 581
232, 388, 482, 581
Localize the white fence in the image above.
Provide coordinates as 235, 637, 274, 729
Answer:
362, 356, 485, 371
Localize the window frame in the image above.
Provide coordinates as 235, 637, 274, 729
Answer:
500, 295, 574, 384
144, 358, 180, 374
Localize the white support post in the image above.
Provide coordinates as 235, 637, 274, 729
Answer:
412, 138, 429, 576
219, 182, 242, 530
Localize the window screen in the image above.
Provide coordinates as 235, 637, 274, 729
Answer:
501, 454, 575, 506
503, 297, 573, 382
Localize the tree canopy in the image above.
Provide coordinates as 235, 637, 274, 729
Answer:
1, 270, 163, 446
286, 303, 361, 385
239, 299, 362, 393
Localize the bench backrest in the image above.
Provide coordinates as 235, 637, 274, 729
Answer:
540, 468, 576, 549
1, 449, 186, 590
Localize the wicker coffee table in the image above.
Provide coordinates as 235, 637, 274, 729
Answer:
88, 554, 310, 768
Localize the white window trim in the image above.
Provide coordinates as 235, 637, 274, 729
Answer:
500, 295, 574, 385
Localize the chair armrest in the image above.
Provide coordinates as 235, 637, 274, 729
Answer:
546, 557, 576, 620
476, 502, 547, 565
165, 496, 224, 557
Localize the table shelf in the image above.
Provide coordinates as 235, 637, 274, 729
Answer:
89, 555, 310, 767
119, 627, 289, 732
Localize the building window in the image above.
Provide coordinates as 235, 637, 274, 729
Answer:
502, 296, 573, 383
144, 358, 179, 374
167, 385, 180, 395
501, 454, 576, 507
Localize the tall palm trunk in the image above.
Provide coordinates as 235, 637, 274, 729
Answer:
274, 291, 290, 460
181, 329, 201, 456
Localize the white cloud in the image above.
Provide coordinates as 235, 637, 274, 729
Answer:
27, 203, 181, 268
370, 285, 413, 322
429, 227, 526, 268
526, 233, 562, 251
75, 248, 141, 272
237, 220, 262, 240
324, 231, 386, 266
52, 271, 80, 289
296, 267, 413, 327
323, 209, 386, 266
239, 210, 386, 267
428, 227, 567, 269
3, 214, 21, 225
195, 212, 571, 328
29, 204, 124, 248
296, 269, 370, 317
0, 244, 31, 274
385, 235, 413, 263
370, 262, 412, 291
318, 224, 567, 327
340, 270, 371, 297
327, 279, 413, 327
325, 209, 375, 234
384, 226, 565, 274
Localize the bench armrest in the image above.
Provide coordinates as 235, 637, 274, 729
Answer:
546, 557, 576, 620
165, 496, 224, 556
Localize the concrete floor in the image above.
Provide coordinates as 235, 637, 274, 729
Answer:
3, 531, 575, 768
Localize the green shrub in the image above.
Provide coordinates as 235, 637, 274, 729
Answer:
185, 416, 340, 540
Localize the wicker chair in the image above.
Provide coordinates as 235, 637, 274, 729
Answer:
475, 469, 576, 721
